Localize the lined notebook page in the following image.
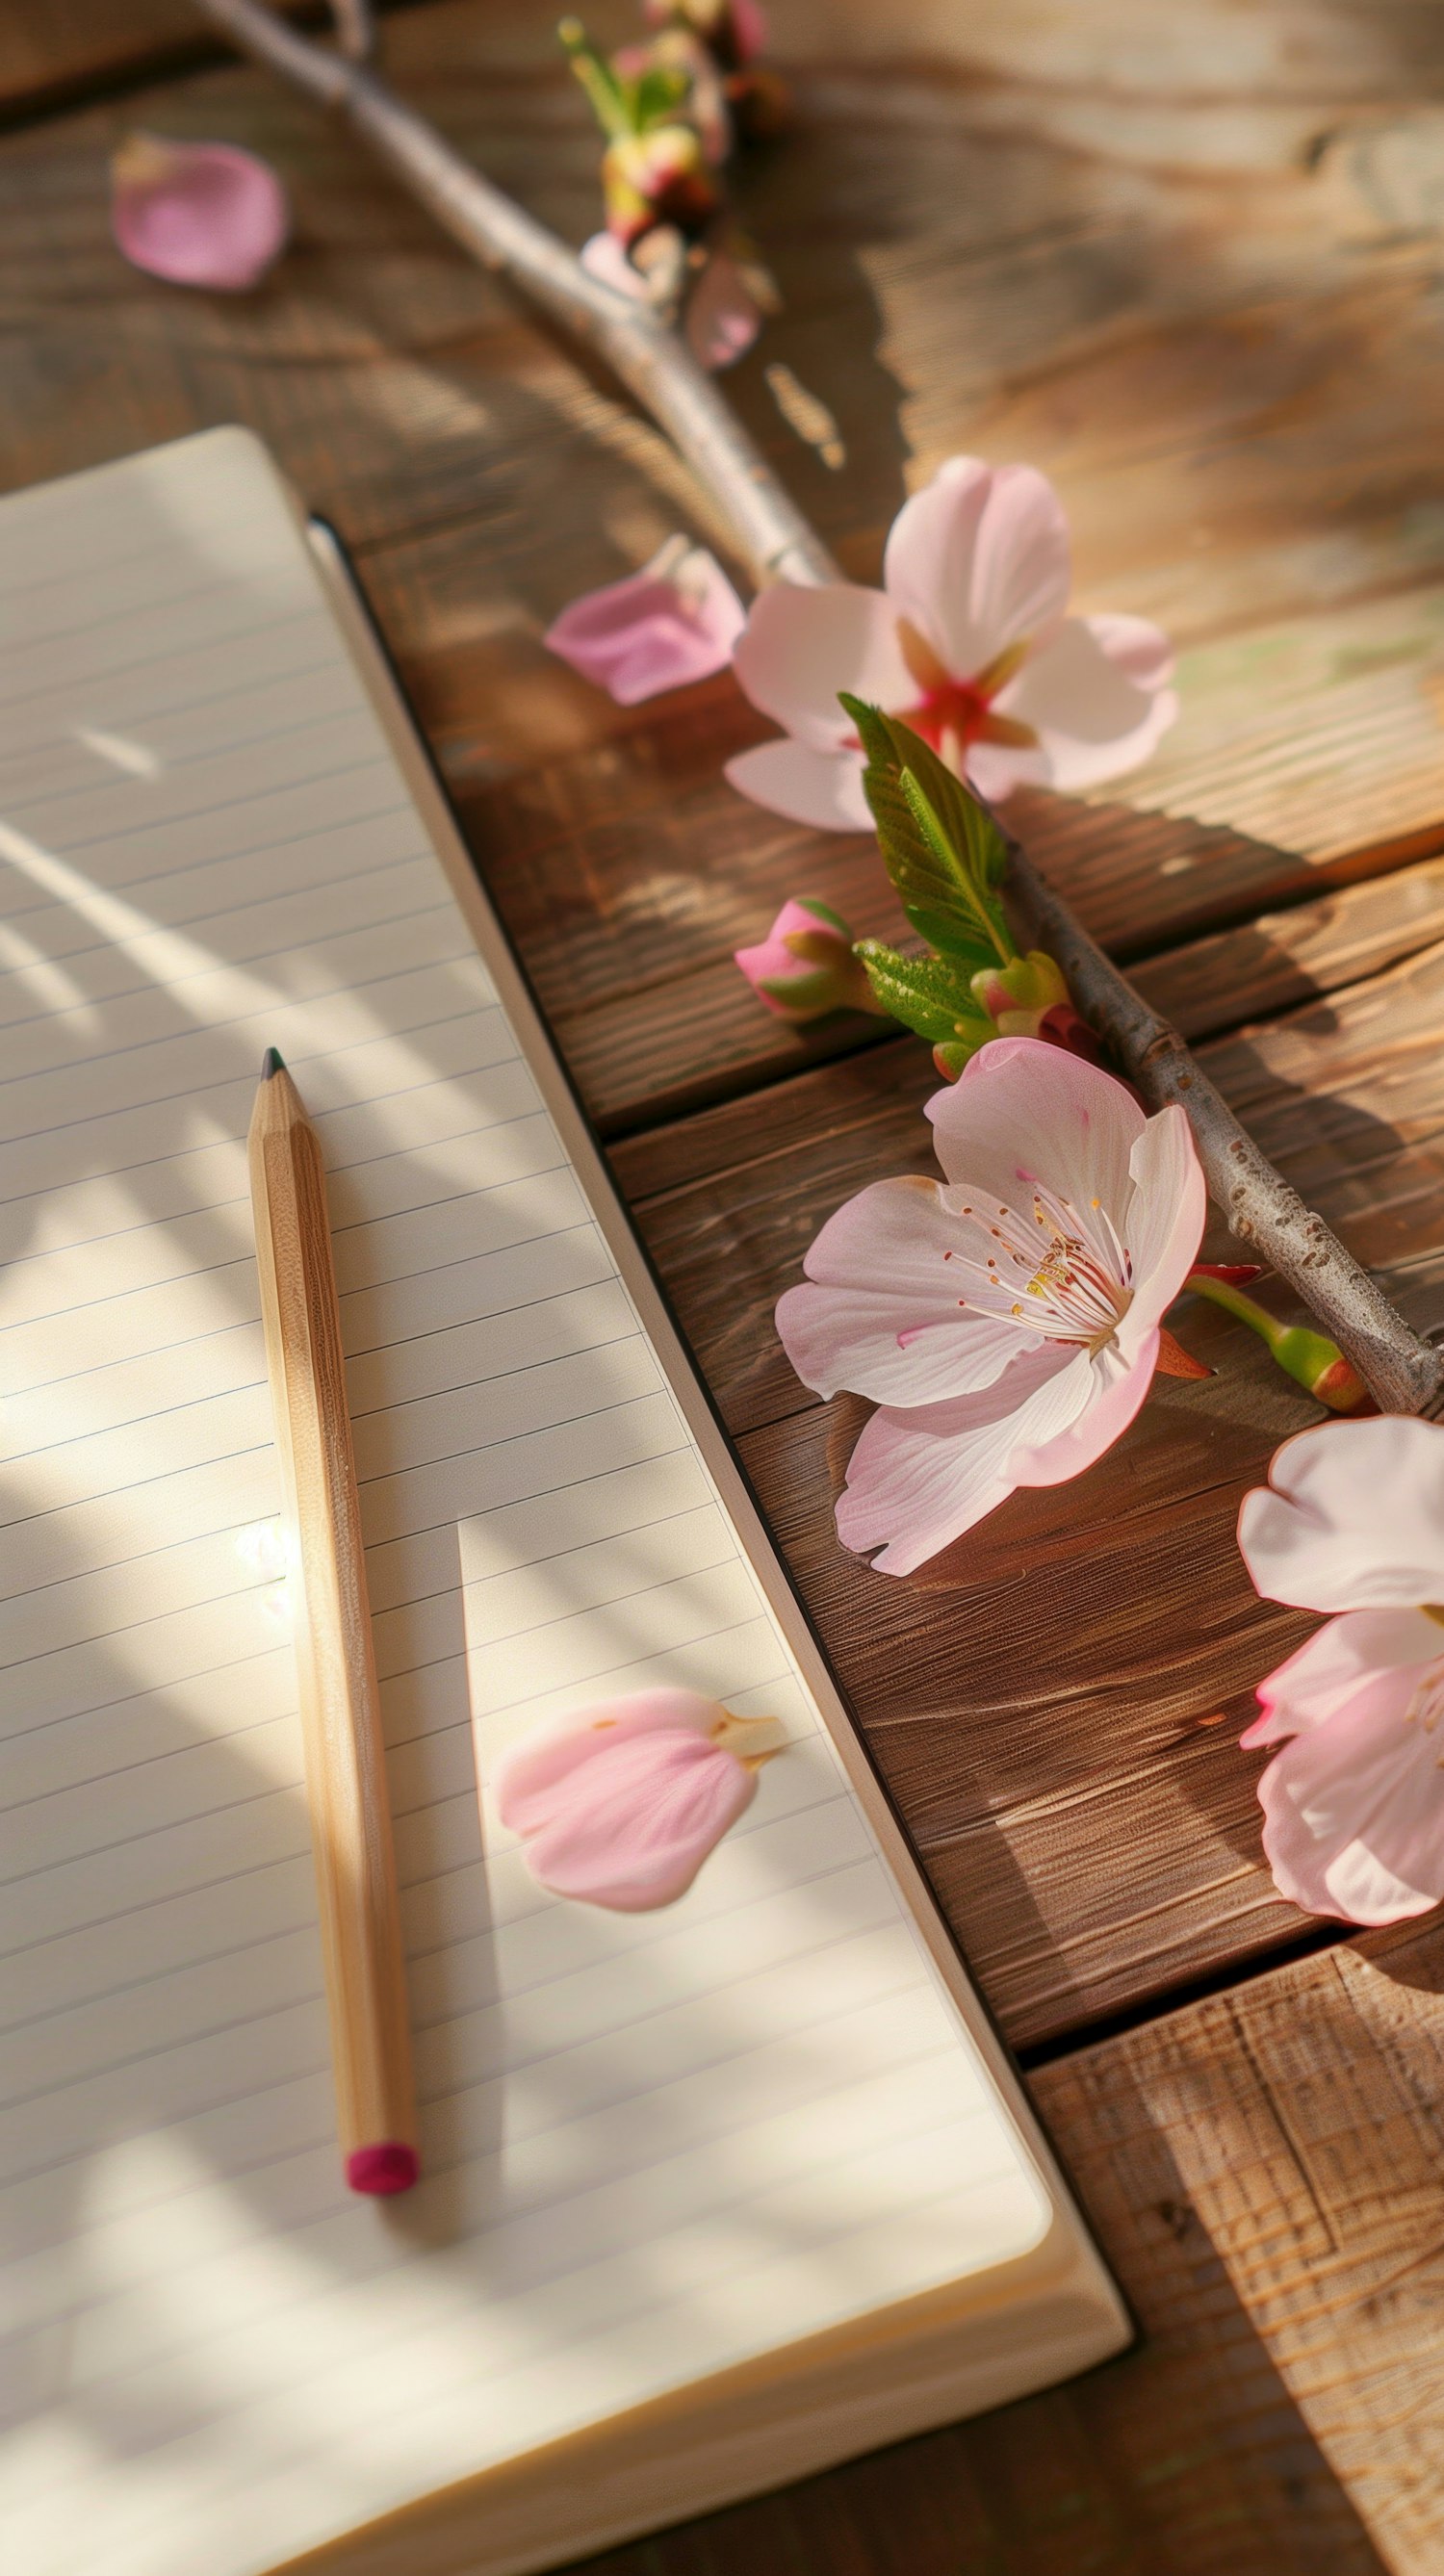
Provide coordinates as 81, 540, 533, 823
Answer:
1, 430, 1059, 2576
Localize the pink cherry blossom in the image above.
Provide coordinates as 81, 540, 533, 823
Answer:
493, 1687, 784, 1910
110, 133, 289, 293
725, 456, 1177, 833
735, 895, 876, 1021
545, 535, 746, 704
1238, 1416, 1444, 1923
776, 1037, 1205, 1573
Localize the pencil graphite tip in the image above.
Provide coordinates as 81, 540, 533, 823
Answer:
261, 1045, 286, 1078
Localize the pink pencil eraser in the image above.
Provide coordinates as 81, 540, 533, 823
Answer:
347, 2141, 420, 2196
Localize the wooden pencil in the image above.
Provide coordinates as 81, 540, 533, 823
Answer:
247, 1045, 419, 2197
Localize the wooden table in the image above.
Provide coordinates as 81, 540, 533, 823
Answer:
10, 3, 1444, 2566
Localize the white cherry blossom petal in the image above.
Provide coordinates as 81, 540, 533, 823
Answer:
926, 1035, 1145, 1224
1238, 1417, 1444, 1612
1084, 610, 1175, 691
731, 581, 913, 750
776, 1174, 1044, 1404
883, 459, 1071, 679
1116, 1105, 1207, 1353
1253, 1674, 1444, 1923
994, 615, 1177, 789
961, 734, 1050, 801
723, 737, 872, 830
1243, 1610, 1444, 1746
837, 1343, 1095, 1575
1013, 1334, 1159, 1490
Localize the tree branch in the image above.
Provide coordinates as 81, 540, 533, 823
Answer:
1008, 849, 1444, 1415
193, 0, 834, 585
327, 0, 376, 66
191, 0, 1444, 1417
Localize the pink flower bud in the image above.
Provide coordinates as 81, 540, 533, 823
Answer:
110, 132, 289, 293
544, 535, 745, 704
604, 123, 718, 243
735, 896, 876, 1021
493, 1687, 786, 1911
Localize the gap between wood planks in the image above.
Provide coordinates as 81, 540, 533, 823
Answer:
521, 769, 1444, 1138
0, 3, 429, 134
602, 914, 1444, 2053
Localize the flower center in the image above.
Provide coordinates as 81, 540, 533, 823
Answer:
941, 1179, 1133, 1357
887, 619, 1039, 767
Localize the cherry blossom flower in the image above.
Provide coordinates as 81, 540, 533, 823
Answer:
1238, 1416, 1444, 1923
493, 1687, 785, 1910
545, 534, 745, 703
735, 895, 878, 1020
776, 1037, 1205, 1573
726, 456, 1177, 832
110, 133, 289, 293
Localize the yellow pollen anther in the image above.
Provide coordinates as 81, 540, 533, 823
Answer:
1025, 1235, 1082, 1300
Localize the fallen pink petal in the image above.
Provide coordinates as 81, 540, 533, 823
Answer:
725, 454, 1177, 832
545, 536, 747, 703
492, 1687, 786, 1910
110, 132, 290, 293
776, 1035, 1205, 1572
1237, 1416, 1444, 1922
685, 248, 763, 369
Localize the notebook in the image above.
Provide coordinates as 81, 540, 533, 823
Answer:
0, 429, 1129, 2576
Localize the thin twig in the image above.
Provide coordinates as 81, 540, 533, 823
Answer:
192, 0, 1444, 1417
193, 0, 833, 585
1010, 852, 1444, 1416
326, 0, 375, 64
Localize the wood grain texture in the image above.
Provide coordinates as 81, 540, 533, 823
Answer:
13, 3, 1444, 2564
7, 2, 1444, 1132
606, 943, 1444, 2043
248, 1061, 418, 2175
301, 1917, 1444, 2574
556, 1919, 1444, 2576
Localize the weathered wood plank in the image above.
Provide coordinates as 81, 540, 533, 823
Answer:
560, 843, 1444, 1139
0, 4, 209, 112
1135, 852, 1444, 1042
560, 1919, 1444, 2576
604, 941, 1444, 2042
617, 936, 1444, 1425
7, 1, 1444, 1153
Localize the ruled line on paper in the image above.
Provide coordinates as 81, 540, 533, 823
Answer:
0, 426, 1056, 2576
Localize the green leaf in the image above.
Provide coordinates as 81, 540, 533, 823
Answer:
559, 18, 632, 137
632, 62, 690, 126
855, 940, 993, 1045
889, 718, 1011, 895
838, 692, 895, 771
838, 693, 1016, 966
